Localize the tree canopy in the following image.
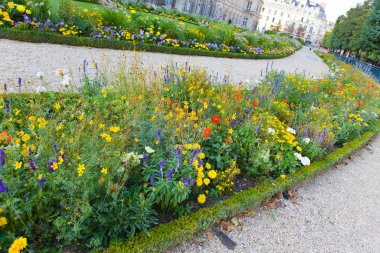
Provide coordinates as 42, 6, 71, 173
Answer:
322, 0, 379, 63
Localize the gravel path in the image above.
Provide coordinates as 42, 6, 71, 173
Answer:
171, 135, 380, 253
0, 39, 330, 92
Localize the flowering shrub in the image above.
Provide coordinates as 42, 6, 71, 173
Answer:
0, 53, 379, 251
0, 0, 299, 57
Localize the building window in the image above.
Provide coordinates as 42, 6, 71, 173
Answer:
272, 17, 275, 22
274, 10, 277, 15
309, 27, 313, 32
301, 17, 304, 22
262, 7, 265, 12
247, 2, 252, 11
243, 17, 248, 27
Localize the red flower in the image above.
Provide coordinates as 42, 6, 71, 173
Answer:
252, 101, 258, 107
226, 136, 231, 144
212, 115, 221, 124
203, 128, 211, 138
312, 85, 318, 91
236, 91, 242, 102
290, 103, 294, 109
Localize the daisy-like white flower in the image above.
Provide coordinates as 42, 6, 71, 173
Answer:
267, 128, 276, 135
287, 127, 296, 135
145, 146, 155, 154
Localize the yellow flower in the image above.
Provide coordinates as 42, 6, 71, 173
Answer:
205, 163, 211, 169
0, 217, 7, 227
197, 194, 206, 204
109, 126, 120, 133
51, 162, 58, 171
8, 237, 27, 253
228, 128, 234, 134
198, 152, 205, 159
296, 146, 302, 152
25, 9, 31, 14
14, 161, 22, 170
77, 164, 85, 177
204, 178, 210, 185
7, 2, 14, 8
54, 103, 61, 110
207, 170, 217, 179
16, 4, 26, 13
131, 10, 136, 14
101, 168, 108, 174
280, 174, 286, 180
21, 134, 30, 142
196, 177, 203, 186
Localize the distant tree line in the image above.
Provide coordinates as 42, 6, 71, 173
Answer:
321, 0, 380, 65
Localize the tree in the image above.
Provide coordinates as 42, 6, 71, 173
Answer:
321, 31, 332, 48
360, 0, 380, 61
284, 22, 295, 34
296, 25, 305, 38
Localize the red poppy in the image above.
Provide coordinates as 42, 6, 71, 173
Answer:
236, 91, 242, 102
354, 102, 359, 108
212, 115, 221, 124
166, 99, 172, 106
360, 101, 365, 105
312, 85, 318, 91
283, 99, 288, 104
203, 128, 211, 138
290, 103, 294, 109
252, 101, 258, 107
226, 136, 231, 144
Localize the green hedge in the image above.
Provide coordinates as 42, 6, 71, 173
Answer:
0, 28, 301, 60
102, 122, 380, 253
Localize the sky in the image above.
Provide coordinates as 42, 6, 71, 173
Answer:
317, 0, 366, 22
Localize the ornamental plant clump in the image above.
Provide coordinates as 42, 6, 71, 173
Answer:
0, 52, 379, 251
0, 0, 300, 56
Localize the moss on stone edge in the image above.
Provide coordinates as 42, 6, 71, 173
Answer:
0, 28, 301, 60
103, 123, 379, 253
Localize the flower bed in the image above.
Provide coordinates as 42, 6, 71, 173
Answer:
0, 0, 299, 58
0, 52, 379, 251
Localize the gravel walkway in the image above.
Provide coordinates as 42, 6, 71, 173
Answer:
0, 39, 330, 92
171, 135, 380, 253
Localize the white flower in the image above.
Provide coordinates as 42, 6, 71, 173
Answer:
300, 156, 311, 166
36, 86, 47, 93
287, 127, 296, 135
145, 146, 155, 154
36, 71, 44, 79
267, 128, 276, 135
122, 152, 140, 165
61, 75, 71, 86
294, 152, 302, 160
303, 138, 311, 144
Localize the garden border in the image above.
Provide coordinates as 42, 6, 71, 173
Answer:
0, 28, 301, 60
102, 122, 379, 253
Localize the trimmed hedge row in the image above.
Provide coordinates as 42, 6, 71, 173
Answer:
103, 122, 380, 253
0, 28, 301, 60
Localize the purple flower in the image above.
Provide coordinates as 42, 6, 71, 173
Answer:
142, 154, 148, 165
29, 160, 37, 171
0, 179, 8, 193
166, 168, 174, 181
38, 177, 46, 192
0, 149, 5, 168
157, 129, 162, 142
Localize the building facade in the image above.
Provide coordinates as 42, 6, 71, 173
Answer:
174, 0, 264, 31
131, 0, 264, 31
258, 0, 332, 45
